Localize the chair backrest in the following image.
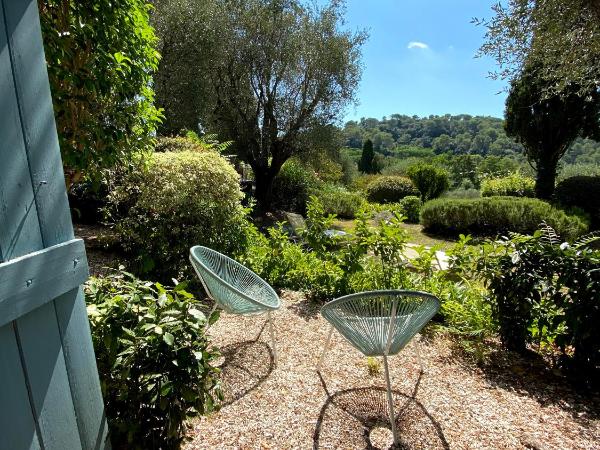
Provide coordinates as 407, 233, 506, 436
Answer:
321, 290, 440, 356
189, 246, 280, 314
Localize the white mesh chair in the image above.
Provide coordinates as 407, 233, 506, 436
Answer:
189, 246, 281, 364
317, 290, 440, 446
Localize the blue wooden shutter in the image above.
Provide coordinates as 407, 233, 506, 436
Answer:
0, 0, 110, 448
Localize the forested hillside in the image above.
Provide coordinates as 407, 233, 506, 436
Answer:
343, 114, 600, 164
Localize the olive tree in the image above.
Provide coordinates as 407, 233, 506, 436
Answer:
505, 62, 600, 199
39, 0, 162, 188
475, 0, 600, 99
201, 0, 366, 210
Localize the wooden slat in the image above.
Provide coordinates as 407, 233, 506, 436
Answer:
0, 239, 89, 328
55, 289, 111, 450
0, 0, 43, 262
2, 2, 111, 448
3, 0, 73, 248
0, 323, 42, 450
16, 302, 82, 449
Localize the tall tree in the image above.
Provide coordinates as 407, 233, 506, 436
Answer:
476, 0, 600, 99
199, 0, 366, 210
152, 0, 214, 135
358, 139, 376, 173
505, 63, 600, 199
39, 0, 161, 188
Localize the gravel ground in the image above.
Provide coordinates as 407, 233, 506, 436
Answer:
186, 291, 600, 450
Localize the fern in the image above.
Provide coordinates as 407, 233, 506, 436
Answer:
573, 230, 600, 249
539, 221, 561, 246
184, 130, 233, 153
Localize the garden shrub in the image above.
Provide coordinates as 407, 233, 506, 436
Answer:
155, 136, 209, 153
421, 197, 587, 240
554, 176, 600, 229
442, 189, 481, 199
86, 271, 221, 449
465, 226, 600, 376
313, 184, 366, 219
366, 176, 419, 203
272, 158, 320, 213
109, 150, 250, 282
398, 196, 421, 223
481, 173, 535, 197
352, 173, 381, 192
407, 163, 450, 201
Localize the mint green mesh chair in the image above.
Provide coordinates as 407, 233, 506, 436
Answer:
317, 290, 440, 446
190, 246, 281, 364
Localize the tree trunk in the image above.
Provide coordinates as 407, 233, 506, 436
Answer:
254, 167, 276, 212
535, 160, 557, 200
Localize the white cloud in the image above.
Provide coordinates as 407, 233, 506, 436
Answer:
407, 41, 429, 50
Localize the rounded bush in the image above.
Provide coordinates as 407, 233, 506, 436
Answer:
421, 196, 587, 240
366, 176, 419, 203
554, 176, 600, 229
110, 150, 249, 281
481, 173, 535, 197
154, 136, 208, 153
272, 159, 320, 213
314, 185, 366, 219
407, 163, 450, 200
399, 196, 422, 223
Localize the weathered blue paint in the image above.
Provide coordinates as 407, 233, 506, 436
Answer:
0, 239, 89, 328
0, 0, 110, 448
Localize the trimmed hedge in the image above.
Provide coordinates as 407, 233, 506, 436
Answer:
481, 173, 535, 197
554, 176, 600, 229
366, 176, 419, 203
421, 196, 587, 239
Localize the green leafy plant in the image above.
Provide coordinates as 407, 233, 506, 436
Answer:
398, 196, 422, 223
39, 0, 162, 188
421, 196, 587, 240
407, 163, 450, 201
481, 173, 535, 197
366, 357, 381, 376
313, 184, 367, 219
108, 150, 250, 282
272, 159, 321, 214
366, 176, 419, 203
85, 271, 222, 449
471, 225, 600, 375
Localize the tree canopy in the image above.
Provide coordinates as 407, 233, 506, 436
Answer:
505, 62, 600, 198
191, 0, 366, 210
39, 0, 162, 188
475, 0, 600, 98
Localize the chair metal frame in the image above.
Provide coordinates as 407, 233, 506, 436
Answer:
317, 290, 440, 446
190, 246, 281, 365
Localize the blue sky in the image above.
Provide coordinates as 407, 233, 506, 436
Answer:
340, 0, 507, 122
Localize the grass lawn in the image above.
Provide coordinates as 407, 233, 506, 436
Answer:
332, 219, 456, 250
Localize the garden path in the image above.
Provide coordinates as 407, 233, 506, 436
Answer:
185, 291, 600, 450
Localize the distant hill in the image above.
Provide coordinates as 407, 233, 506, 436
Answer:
342, 114, 600, 164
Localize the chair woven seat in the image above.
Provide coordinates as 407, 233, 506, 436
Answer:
190, 246, 281, 364
318, 290, 440, 446
190, 246, 280, 315
321, 291, 439, 356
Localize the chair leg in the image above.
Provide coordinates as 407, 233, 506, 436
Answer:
413, 336, 424, 373
268, 311, 278, 366
316, 325, 334, 371
383, 354, 399, 446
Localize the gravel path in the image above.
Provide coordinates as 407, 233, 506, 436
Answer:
186, 291, 600, 450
